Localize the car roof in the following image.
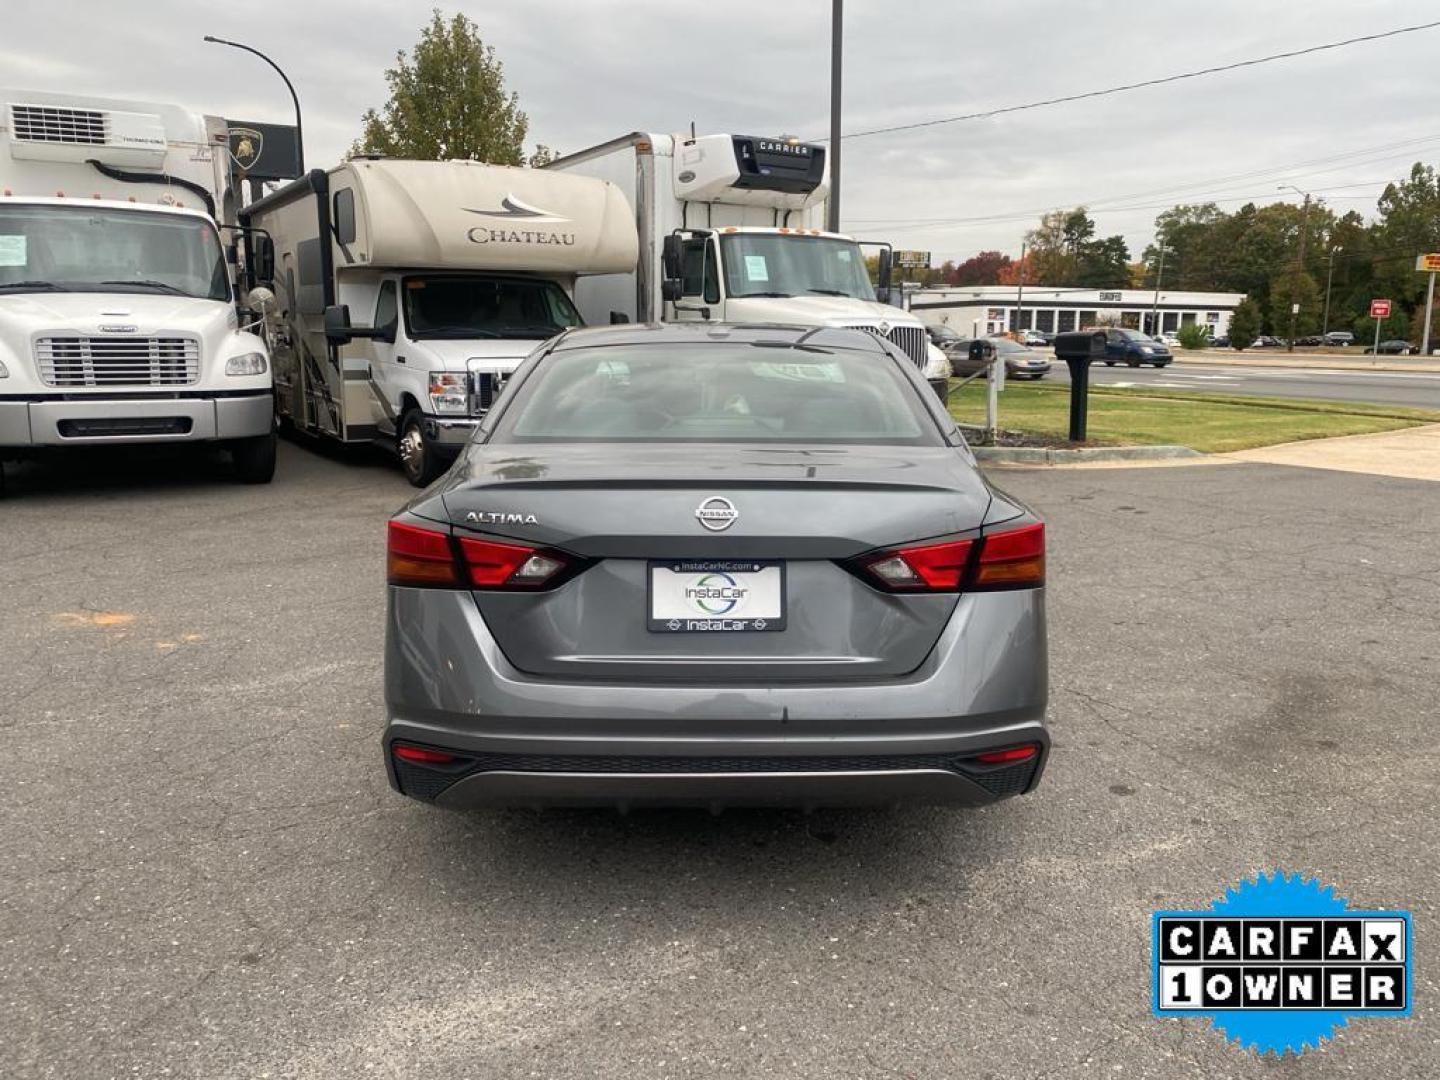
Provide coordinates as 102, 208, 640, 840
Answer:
549, 321, 896, 354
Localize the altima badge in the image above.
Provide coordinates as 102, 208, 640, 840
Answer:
695, 496, 738, 532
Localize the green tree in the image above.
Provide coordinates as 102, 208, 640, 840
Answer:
1074, 234, 1130, 288
1268, 267, 1322, 337
352, 10, 543, 165
1370, 163, 1440, 315
1228, 298, 1262, 350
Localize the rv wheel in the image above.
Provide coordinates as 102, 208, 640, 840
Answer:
398, 408, 443, 487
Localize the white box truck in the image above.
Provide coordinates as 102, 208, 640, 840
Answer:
0, 89, 276, 484
240, 158, 637, 485
545, 132, 952, 396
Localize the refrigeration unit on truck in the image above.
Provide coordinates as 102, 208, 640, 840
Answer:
0, 89, 276, 483
545, 132, 952, 397
240, 158, 637, 485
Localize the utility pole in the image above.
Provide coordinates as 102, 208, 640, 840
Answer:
1013, 240, 1026, 337
1278, 185, 1312, 352
1149, 244, 1168, 336
1423, 266, 1437, 357
1322, 245, 1342, 336
827, 0, 842, 233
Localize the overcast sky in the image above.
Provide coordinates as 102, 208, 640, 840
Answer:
7, 1, 1438, 264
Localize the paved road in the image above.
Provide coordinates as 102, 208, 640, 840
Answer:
2, 442, 1436, 1078
1043, 358, 1440, 410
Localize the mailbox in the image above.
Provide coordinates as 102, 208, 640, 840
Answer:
1052, 330, 1107, 441
967, 338, 997, 366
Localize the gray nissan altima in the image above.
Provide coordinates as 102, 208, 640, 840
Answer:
383, 322, 1048, 809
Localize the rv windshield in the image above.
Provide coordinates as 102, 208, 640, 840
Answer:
403, 276, 582, 339
0, 205, 228, 300
720, 234, 876, 302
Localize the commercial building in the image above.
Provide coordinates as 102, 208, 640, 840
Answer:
908, 285, 1247, 338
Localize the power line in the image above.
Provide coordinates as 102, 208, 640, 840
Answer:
821, 21, 1440, 143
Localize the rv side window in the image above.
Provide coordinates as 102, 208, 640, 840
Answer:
333, 189, 357, 245
374, 280, 398, 333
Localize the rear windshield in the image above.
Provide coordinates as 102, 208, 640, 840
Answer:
491, 343, 942, 445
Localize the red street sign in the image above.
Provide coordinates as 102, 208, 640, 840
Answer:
1370, 299, 1392, 318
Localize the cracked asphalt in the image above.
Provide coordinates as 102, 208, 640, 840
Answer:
1, 442, 1435, 1079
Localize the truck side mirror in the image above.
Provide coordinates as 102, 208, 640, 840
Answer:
252, 235, 275, 286
662, 234, 683, 281
661, 279, 682, 303
323, 304, 354, 344
876, 248, 893, 304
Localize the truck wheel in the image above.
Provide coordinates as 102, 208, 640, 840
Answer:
232, 432, 277, 484
398, 408, 443, 487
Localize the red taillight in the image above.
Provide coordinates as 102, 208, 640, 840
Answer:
854, 521, 1044, 593
457, 536, 568, 588
861, 538, 974, 591
393, 743, 458, 765
387, 521, 572, 589
972, 522, 1045, 590
973, 744, 1039, 765
387, 520, 461, 587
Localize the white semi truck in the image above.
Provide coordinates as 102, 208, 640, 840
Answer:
240, 158, 637, 485
545, 132, 951, 396
0, 89, 276, 484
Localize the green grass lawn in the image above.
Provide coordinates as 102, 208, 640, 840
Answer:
946, 380, 1440, 453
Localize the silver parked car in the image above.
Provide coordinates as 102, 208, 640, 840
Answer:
384, 323, 1049, 809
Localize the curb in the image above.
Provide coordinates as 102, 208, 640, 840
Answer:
972, 444, 1202, 465
1174, 352, 1440, 374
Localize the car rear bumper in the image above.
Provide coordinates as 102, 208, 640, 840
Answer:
0, 393, 272, 447
383, 585, 1049, 808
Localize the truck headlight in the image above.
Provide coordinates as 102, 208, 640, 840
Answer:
923, 343, 952, 380
428, 373, 468, 415
225, 351, 268, 376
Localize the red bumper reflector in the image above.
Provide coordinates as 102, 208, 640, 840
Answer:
393, 744, 458, 765
973, 744, 1039, 765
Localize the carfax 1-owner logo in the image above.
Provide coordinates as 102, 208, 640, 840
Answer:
1152, 872, 1413, 1056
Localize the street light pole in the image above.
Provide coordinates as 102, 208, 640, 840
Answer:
1278, 184, 1311, 352
1013, 240, 1026, 336
204, 35, 305, 173
826, 0, 842, 233
1149, 244, 1167, 336
1322, 245, 1341, 336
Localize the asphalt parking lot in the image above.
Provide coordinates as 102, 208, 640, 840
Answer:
2, 441, 1435, 1079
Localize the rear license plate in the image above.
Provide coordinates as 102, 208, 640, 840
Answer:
648, 560, 785, 632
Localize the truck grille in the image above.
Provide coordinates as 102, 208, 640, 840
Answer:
9, 104, 108, 145
848, 324, 927, 368
35, 337, 200, 387
467, 371, 507, 413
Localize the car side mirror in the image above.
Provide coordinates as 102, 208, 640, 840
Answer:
376, 319, 397, 345
323, 304, 354, 344
661, 279, 683, 303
